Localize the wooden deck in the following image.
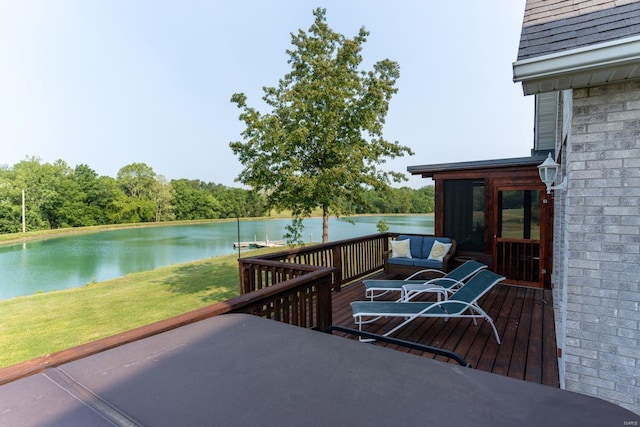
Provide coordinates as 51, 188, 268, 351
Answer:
331, 276, 560, 388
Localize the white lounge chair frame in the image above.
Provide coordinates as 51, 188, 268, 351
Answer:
351, 270, 505, 344
363, 260, 487, 301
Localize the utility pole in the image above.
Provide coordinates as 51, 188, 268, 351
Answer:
22, 189, 26, 233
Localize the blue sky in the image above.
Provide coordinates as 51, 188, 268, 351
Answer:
0, 1, 531, 189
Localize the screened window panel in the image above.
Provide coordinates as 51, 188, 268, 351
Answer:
443, 180, 485, 252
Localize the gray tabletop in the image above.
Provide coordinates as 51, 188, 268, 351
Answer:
0, 313, 636, 426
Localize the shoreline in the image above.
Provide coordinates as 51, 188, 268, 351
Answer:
0, 213, 432, 246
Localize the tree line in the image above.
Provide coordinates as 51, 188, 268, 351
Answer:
0, 157, 433, 234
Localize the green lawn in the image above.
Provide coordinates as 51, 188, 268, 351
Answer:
0, 248, 278, 369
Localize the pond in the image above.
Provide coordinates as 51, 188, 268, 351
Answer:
0, 215, 433, 299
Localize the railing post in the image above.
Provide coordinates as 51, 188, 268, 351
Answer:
238, 260, 254, 294
317, 275, 333, 332
332, 246, 342, 292
383, 233, 390, 274
238, 260, 245, 294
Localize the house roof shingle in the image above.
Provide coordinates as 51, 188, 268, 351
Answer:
518, 0, 640, 60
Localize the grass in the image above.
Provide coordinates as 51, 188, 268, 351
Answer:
0, 247, 279, 369
0, 218, 247, 245
501, 208, 541, 239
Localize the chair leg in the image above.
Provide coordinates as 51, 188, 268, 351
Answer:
472, 307, 501, 344
354, 315, 377, 342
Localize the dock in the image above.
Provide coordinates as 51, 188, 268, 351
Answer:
233, 236, 285, 249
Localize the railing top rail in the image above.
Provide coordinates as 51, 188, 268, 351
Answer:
241, 233, 389, 261
235, 266, 334, 300
388, 232, 437, 238
496, 238, 541, 244
238, 258, 322, 271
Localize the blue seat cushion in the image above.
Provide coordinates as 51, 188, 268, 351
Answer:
387, 257, 417, 266
387, 257, 443, 269
411, 258, 443, 269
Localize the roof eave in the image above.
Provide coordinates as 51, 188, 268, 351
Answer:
513, 34, 640, 95
408, 153, 549, 178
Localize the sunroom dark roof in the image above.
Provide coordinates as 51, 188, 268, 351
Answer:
407, 153, 548, 178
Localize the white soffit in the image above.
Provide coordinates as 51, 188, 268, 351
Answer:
513, 35, 640, 95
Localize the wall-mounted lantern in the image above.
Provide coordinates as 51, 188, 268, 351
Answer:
538, 153, 567, 194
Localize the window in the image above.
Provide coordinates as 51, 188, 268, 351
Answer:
443, 180, 485, 252
498, 190, 541, 240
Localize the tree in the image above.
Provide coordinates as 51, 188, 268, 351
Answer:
230, 8, 413, 243
411, 186, 435, 213
154, 175, 175, 222
115, 163, 157, 223
12, 157, 60, 230
0, 166, 22, 233
170, 179, 221, 220
116, 163, 157, 200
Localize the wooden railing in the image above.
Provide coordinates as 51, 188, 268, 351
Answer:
495, 238, 541, 286
236, 259, 334, 330
238, 233, 389, 294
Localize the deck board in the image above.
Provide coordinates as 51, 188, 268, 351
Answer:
525, 289, 544, 383
332, 275, 560, 388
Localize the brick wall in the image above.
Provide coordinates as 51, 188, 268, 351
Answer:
560, 80, 640, 414
551, 90, 572, 389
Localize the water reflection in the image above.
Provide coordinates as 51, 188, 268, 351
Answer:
0, 215, 433, 299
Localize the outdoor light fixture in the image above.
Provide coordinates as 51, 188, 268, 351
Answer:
538, 153, 567, 194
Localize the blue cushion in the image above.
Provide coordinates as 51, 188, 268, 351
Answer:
387, 257, 416, 266
390, 236, 452, 271
388, 257, 443, 269
411, 258, 443, 269
398, 235, 424, 258
421, 239, 435, 259
422, 237, 452, 259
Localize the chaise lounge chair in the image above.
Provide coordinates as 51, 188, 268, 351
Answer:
351, 270, 505, 343
362, 260, 487, 301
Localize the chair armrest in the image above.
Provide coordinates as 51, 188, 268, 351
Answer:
441, 239, 457, 271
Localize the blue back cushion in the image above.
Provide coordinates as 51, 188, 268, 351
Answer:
397, 235, 423, 258
422, 237, 451, 259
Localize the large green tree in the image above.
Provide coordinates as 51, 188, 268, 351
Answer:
170, 179, 222, 220
115, 163, 157, 223
230, 8, 413, 243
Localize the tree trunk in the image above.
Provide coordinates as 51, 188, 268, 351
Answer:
322, 205, 329, 243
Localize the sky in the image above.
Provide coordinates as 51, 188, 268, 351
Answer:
0, 1, 532, 189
